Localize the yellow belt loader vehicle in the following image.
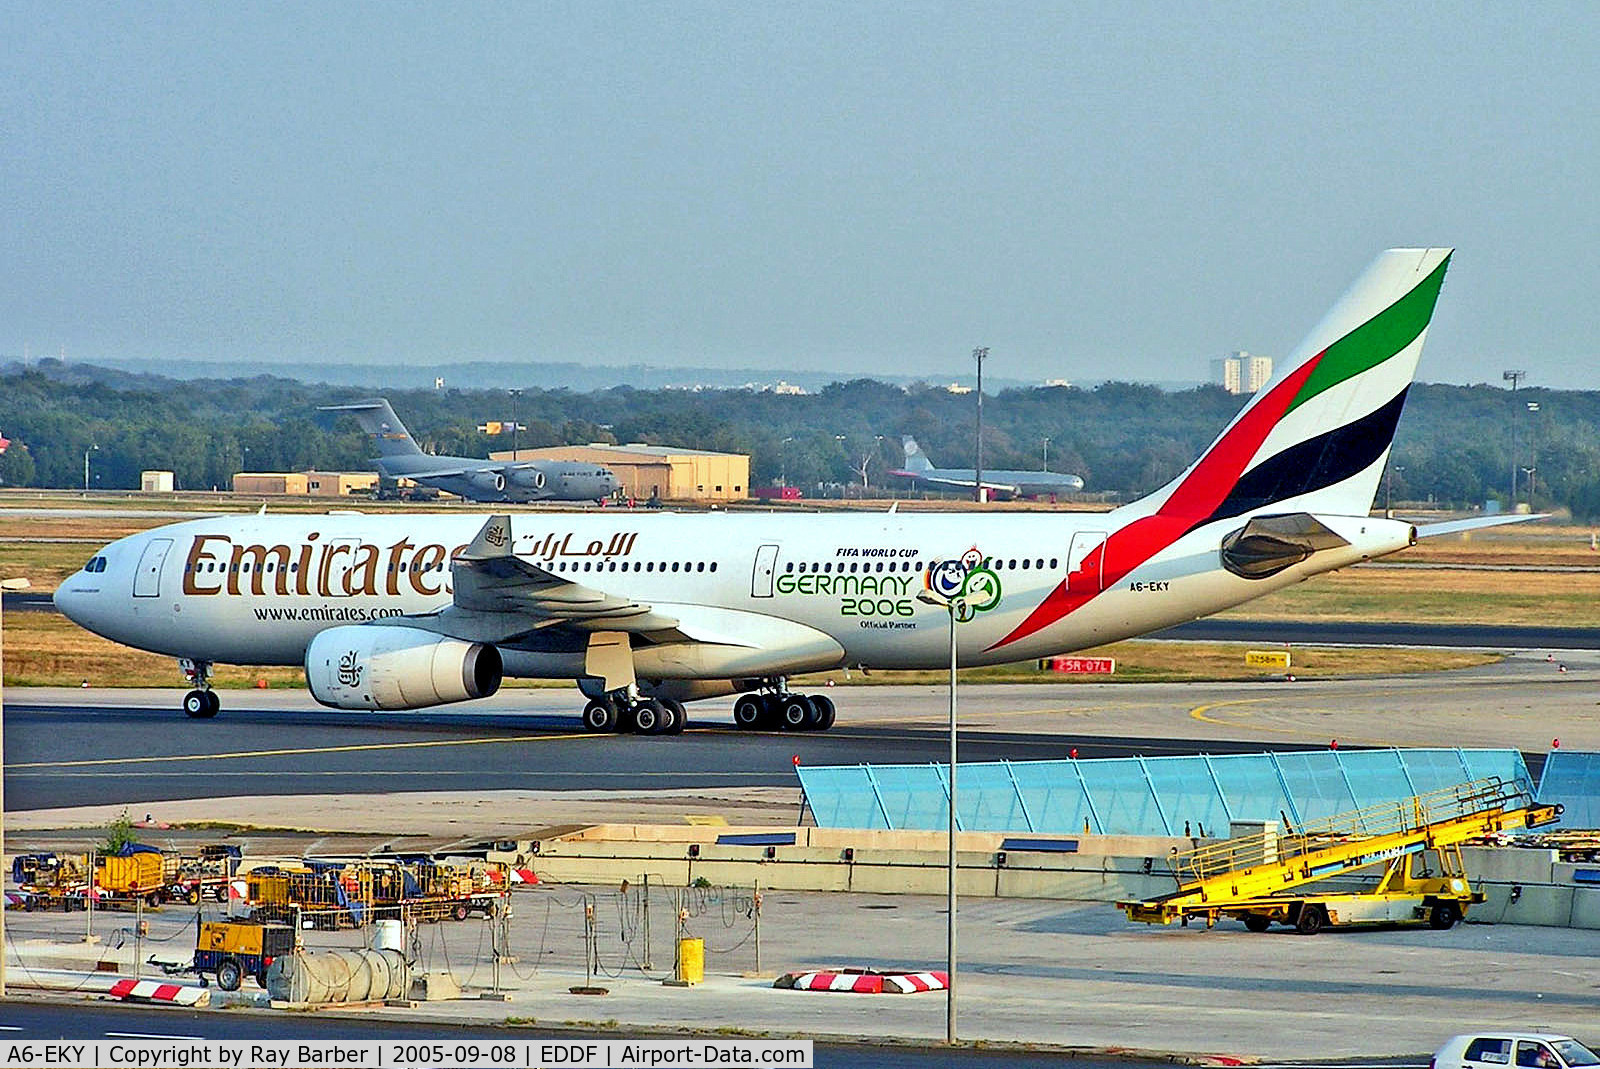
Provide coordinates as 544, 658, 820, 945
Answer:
1119, 777, 1563, 935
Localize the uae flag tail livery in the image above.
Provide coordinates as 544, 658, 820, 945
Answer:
994, 247, 1454, 651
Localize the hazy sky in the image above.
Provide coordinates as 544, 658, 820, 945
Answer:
4, 2, 1597, 387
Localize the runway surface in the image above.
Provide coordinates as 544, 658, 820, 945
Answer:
9, 646, 1595, 811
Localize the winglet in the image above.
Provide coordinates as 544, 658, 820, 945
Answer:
461, 514, 514, 560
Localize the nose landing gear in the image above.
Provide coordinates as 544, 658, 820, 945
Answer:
179, 658, 220, 718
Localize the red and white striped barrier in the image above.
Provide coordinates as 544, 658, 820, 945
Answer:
108, 978, 209, 1006
775, 968, 949, 994
509, 868, 540, 886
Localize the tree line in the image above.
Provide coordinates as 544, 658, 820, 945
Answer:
3, 359, 1599, 518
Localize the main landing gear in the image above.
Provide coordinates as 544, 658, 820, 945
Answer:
580, 691, 688, 736
731, 689, 836, 732
179, 658, 220, 719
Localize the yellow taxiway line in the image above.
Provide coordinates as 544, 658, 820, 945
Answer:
1188, 697, 1400, 747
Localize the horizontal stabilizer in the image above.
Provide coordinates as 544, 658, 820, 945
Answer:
1416, 513, 1549, 538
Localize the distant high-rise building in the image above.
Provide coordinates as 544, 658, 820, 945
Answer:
1211, 351, 1273, 395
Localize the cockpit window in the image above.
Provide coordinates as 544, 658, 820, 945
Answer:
84, 556, 108, 573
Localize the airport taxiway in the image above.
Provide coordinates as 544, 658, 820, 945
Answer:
6, 649, 1597, 812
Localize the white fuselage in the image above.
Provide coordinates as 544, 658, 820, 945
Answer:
55, 507, 1415, 678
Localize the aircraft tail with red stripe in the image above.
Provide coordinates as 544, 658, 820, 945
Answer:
1134, 247, 1452, 527
990, 249, 1453, 653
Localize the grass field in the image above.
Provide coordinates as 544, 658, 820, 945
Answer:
2, 610, 1496, 689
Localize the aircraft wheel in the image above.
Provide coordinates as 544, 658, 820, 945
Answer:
654, 700, 680, 735
779, 695, 814, 731
811, 695, 836, 730
757, 694, 783, 731
183, 690, 218, 719
732, 694, 763, 730
582, 699, 618, 733
633, 699, 663, 734
662, 699, 687, 735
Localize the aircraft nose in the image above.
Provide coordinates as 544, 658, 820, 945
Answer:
53, 582, 87, 624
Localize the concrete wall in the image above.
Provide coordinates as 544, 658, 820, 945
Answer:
490, 827, 1598, 929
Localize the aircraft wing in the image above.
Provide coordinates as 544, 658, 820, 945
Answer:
399, 515, 680, 644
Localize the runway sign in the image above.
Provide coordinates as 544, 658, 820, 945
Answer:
1245, 649, 1292, 669
1044, 656, 1115, 674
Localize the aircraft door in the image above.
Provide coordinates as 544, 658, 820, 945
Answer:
324, 538, 363, 597
133, 538, 174, 598
1066, 531, 1108, 594
751, 544, 780, 598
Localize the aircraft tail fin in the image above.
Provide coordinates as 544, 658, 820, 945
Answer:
1138, 247, 1453, 527
900, 436, 935, 473
318, 398, 424, 457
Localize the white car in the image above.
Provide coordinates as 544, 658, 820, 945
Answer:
1434, 1034, 1600, 1069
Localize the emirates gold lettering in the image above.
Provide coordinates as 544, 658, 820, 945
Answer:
410, 544, 447, 595
295, 533, 319, 596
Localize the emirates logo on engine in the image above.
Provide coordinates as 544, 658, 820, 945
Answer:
337, 649, 363, 688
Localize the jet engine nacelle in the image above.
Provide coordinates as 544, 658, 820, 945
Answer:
507, 467, 547, 492
305, 626, 502, 711
467, 470, 507, 496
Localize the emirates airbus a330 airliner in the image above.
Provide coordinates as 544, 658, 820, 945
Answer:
57, 248, 1505, 735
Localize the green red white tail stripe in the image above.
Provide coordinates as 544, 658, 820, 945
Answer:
993, 247, 1452, 651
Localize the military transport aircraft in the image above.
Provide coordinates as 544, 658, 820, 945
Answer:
320, 398, 621, 504
58, 248, 1509, 734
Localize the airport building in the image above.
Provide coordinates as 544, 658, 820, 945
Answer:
139, 470, 174, 492
491, 443, 750, 502
1212, 351, 1274, 395
232, 470, 381, 496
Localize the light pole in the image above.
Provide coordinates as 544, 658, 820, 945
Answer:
780, 438, 793, 489
1504, 370, 1526, 507
1042, 437, 1050, 472
972, 348, 988, 503
83, 443, 98, 493
1385, 464, 1405, 514
915, 585, 962, 1044
1522, 467, 1538, 509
